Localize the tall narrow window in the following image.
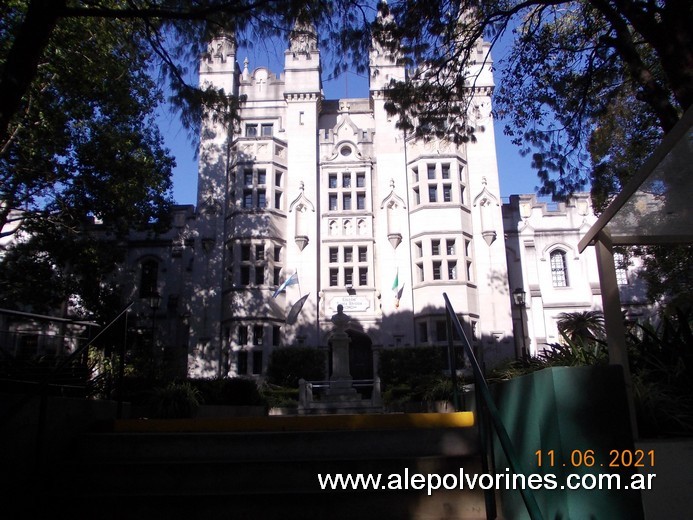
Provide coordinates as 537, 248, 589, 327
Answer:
427, 164, 436, 179
448, 261, 457, 280
252, 350, 263, 374
140, 259, 158, 297
359, 267, 368, 286
550, 250, 569, 287
614, 252, 629, 285
243, 190, 253, 208
432, 261, 442, 280
356, 193, 366, 210
435, 321, 447, 342
254, 265, 265, 285
441, 164, 450, 179
428, 185, 437, 203
237, 351, 248, 374
253, 325, 264, 346
419, 322, 429, 343
238, 325, 248, 345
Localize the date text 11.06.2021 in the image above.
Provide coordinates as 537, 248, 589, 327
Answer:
535, 449, 655, 469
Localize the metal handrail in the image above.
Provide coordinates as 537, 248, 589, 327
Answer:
31, 302, 134, 466
443, 293, 544, 520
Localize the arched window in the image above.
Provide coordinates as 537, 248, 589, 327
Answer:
139, 259, 159, 297
550, 250, 568, 287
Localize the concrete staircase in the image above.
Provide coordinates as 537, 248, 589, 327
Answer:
26, 413, 490, 520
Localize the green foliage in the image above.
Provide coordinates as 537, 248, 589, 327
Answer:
556, 311, 605, 343
633, 245, 693, 312
488, 334, 608, 383
2, 1, 692, 212
491, 308, 693, 437
0, 7, 174, 318
260, 384, 300, 408
266, 347, 326, 388
148, 381, 203, 419
377, 1, 692, 203
627, 309, 693, 437
378, 346, 451, 407
379, 346, 447, 386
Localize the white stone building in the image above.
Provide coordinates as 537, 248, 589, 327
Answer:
112, 25, 654, 381
115, 23, 517, 379
502, 194, 652, 357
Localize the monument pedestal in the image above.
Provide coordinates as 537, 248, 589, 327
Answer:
298, 305, 382, 414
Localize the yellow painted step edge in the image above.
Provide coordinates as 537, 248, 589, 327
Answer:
112, 412, 475, 433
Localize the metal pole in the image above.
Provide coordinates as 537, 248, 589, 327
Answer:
445, 312, 460, 411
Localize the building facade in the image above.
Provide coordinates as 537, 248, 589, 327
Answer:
115, 24, 516, 379
111, 26, 652, 381
503, 194, 652, 357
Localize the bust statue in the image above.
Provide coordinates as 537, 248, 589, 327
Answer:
331, 304, 350, 334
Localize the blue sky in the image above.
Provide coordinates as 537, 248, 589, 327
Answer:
159, 43, 540, 206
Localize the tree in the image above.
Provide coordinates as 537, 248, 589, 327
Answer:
0, 8, 176, 318
375, 0, 692, 200
0, 0, 367, 158
2, 1, 691, 314
633, 245, 693, 312
557, 310, 605, 343
2, 1, 692, 207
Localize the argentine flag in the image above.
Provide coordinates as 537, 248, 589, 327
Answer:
272, 272, 298, 298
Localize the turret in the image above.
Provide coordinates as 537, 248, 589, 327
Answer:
199, 33, 239, 95
369, 0, 406, 94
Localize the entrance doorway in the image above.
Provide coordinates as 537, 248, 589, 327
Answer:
347, 330, 373, 381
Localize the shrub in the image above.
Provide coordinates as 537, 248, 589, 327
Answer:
266, 347, 326, 387
379, 346, 447, 387
260, 384, 300, 408
379, 346, 450, 406
148, 381, 203, 419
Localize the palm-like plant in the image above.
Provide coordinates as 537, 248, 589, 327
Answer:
556, 311, 606, 343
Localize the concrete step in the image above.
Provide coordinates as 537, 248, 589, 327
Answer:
35, 488, 489, 520
51, 455, 482, 496
70, 427, 479, 463
28, 412, 490, 520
